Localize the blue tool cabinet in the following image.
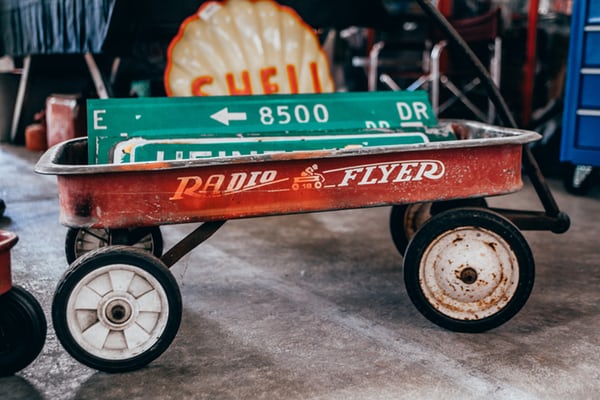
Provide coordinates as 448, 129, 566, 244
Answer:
561, 0, 600, 167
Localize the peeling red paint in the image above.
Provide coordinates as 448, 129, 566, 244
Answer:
0, 231, 17, 295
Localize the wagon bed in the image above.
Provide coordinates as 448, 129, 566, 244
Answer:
35, 120, 537, 229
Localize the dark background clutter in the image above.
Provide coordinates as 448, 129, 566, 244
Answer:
0, 0, 574, 179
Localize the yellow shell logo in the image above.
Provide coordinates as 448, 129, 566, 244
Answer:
164, 0, 334, 96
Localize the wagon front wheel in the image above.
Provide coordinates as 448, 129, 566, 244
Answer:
52, 246, 181, 373
403, 208, 534, 332
0, 286, 47, 376
65, 227, 163, 264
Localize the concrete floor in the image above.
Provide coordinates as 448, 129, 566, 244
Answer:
0, 142, 598, 400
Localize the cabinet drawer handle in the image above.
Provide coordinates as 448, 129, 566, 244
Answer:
577, 109, 600, 117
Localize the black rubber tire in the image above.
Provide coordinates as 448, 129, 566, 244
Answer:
403, 207, 534, 332
52, 246, 181, 373
65, 227, 163, 264
389, 198, 488, 256
0, 286, 47, 376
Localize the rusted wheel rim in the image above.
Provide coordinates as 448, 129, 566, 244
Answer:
418, 226, 519, 321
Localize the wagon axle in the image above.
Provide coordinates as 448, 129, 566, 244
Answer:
458, 267, 478, 285
103, 297, 134, 327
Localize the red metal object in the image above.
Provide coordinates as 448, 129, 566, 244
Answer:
45, 94, 85, 148
0, 230, 18, 295
35, 120, 539, 230
522, 0, 539, 127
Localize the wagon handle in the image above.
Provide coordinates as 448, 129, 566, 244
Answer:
414, 0, 568, 231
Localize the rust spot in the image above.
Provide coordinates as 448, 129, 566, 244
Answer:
452, 237, 464, 244
452, 266, 461, 282
486, 241, 498, 251
451, 123, 470, 140
74, 196, 92, 217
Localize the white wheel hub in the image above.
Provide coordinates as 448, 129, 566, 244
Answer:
419, 226, 519, 320
99, 293, 136, 329
66, 264, 170, 360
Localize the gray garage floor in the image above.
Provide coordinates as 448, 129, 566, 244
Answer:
0, 142, 599, 400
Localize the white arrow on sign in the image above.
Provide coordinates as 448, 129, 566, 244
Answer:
210, 107, 248, 126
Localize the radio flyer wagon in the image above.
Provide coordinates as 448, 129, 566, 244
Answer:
33, 0, 573, 372
35, 96, 567, 372
0, 230, 47, 376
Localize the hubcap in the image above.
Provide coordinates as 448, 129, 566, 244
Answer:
66, 264, 169, 360
419, 226, 519, 320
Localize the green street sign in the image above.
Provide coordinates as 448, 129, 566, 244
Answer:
87, 91, 443, 164
112, 131, 433, 163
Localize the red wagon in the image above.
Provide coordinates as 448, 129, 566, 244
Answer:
36, 119, 560, 373
0, 230, 47, 376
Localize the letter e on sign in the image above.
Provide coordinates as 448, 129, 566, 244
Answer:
93, 110, 107, 130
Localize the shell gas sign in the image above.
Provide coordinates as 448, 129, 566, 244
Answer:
164, 0, 334, 96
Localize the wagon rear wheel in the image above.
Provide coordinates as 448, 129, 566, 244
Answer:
390, 198, 487, 256
403, 207, 534, 332
65, 227, 163, 264
0, 286, 47, 376
52, 246, 181, 373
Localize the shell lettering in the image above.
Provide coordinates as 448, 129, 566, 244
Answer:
165, 0, 334, 96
